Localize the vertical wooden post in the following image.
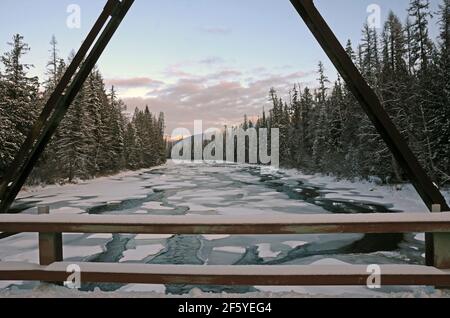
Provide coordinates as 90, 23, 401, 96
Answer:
38, 206, 63, 266
431, 205, 450, 269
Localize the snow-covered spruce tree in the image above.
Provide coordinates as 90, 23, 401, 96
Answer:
91, 71, 119, 174
31, 38, 67, 183
379, 12, 414, 182
288, 84, 303, 166
156, 112, 167, 165
106, 86, 126, 172
299, 87, 314, 169
311, 62, 331, 171
408, 0, 434, 71
358, 23, 394, 179
83, 70, 104, 175
339, 40, 366, 178
45, 35, 59, 92
142, 106, 157, 167
0, 73, 18, 178
425, 0, 450, 184
0, 34, 39, 178
55, 84, 90, 182
327, 76, 346, 174
268, 88, 290, 165
123, 121, 142, 170
407, 0, 438, 179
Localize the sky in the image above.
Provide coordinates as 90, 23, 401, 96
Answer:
0, 0, 442, 134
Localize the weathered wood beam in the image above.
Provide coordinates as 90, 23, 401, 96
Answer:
0, 262, 449, 286
0, 213, 450, 235
37, 207, 62, 266
431, 205, 450, 269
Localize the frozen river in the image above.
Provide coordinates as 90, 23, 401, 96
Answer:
1, 161, 443, 297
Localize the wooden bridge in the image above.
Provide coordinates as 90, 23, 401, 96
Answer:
0, 206, 449, 287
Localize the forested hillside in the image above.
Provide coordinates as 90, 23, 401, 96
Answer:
0, 35, 166, 185
244, 0, 449, 185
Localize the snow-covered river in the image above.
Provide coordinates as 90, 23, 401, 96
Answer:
1, 161, 446, 297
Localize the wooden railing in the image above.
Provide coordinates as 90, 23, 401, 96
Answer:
0, 208, 449, 287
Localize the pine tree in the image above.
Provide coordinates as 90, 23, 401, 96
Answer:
106, 86, 126, 171
124, 122, 142, 169
156, 112, 167, 165
55, 86, 90, 182
312, 62, 331, 169
426, 0, 450, 183
0, 33, 167, 183
408, 0, 434, 71
45, 35, 59, 91
407, 0, 438, 178
360, 24, 381, 85
0, 73, 17, 176
0, 34, 39, 177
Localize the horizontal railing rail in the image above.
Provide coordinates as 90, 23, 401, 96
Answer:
1, 262, 450, 286
1, 212, 450, 235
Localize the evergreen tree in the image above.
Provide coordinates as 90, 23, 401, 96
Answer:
0, 34, 39, 177
408, 0, 434, 71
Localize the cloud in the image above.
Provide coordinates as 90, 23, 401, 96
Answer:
122, 67, 314, 134
208, 70, 243, 80
199, 26, 232, 35
199, 57, 226, 65
163, 64, 196, 78
105, 77, 164, 88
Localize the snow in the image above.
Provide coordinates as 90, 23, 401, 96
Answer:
117, 284, 166, 294
213, 246, 247, 254
120, 244, 165, 263
202, 235, 231, 241
87, 234, 113, 240
282, 241, 308, 249
3, 211, 449, 227
0, 285, 449, 298
257, 244, 281, 258
415, 233, 425, 242
142, 202, 174, 210
134, 234, 173, 240
280, 168, 446, 213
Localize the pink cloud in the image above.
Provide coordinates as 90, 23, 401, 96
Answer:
123, 67, 314, 134
199, 57, 226, 65
105, 77, 164, 88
